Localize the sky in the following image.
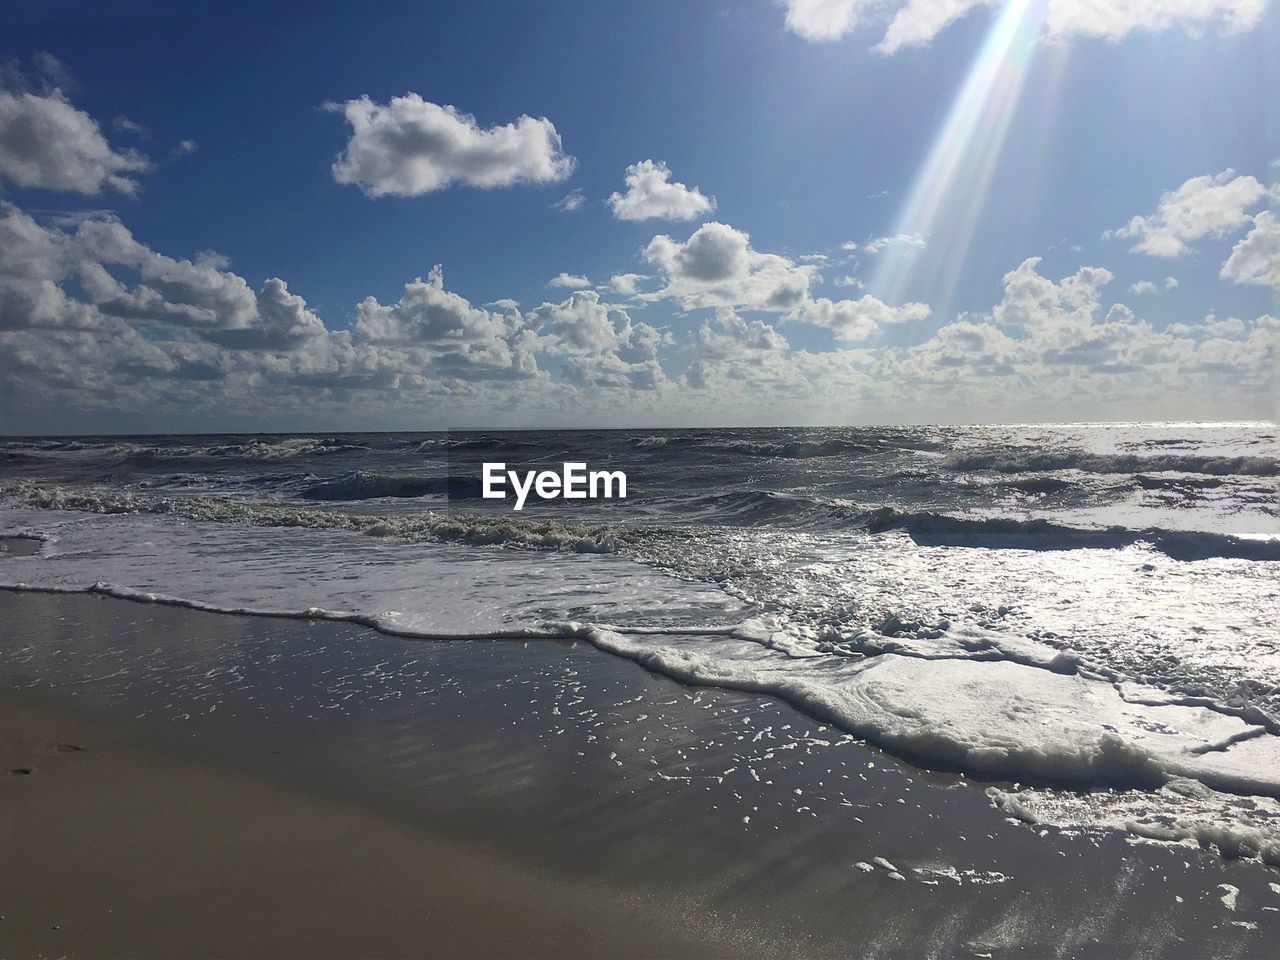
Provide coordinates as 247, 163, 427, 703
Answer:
0, 0, 1276, 433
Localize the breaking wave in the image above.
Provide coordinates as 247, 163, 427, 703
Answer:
946, 449, 1280, 477
298, 471, 484, 501
0, 483, 629, 554
858, 507, 1280, 561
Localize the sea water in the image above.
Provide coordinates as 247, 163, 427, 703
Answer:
2, 422, 1278, 864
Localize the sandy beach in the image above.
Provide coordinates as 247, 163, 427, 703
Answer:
3, 589, 1277, 958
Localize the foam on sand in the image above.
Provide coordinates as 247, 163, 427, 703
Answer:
575, 625, 1280, 798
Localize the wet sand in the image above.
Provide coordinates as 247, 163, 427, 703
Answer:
2, 589, 1278, 958
1, 696, 750, 959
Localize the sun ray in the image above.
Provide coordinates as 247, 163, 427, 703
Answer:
870, 0, 1047, 312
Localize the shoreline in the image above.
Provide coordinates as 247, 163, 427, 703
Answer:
3, 590, 1279, 957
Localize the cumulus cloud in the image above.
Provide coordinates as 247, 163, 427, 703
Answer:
5, 200, 1275, 425
693, 306, 788, 360
607, 160, 715, 222
548, 272, 591, 289
991, 257, 1113, 338
0, 204, 324, 351
642, 220, 927, 341
1107, 170, 1267, 257
898, 257, 1278, 404
799, 294, 930, 341
1129, 280, 1157, 295
352, 265, 536, 378
1220, 210, 1279, 293
908, 319, 1021, 371
0, 88, 151, 194
784, 0, 1264, 53
685, 306, 789, 388
328, 94, 575, 197
643, 221, 814, 311
526, 289, 666, 389
609, 273, 649, 296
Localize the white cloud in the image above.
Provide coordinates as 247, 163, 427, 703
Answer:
609, 273, 649, 296
685, 306, 789, 388
0, 205, 325, 350
328, 94, 575, 197
863, 232, 926, 254
832, 275, 864, 288
991, 257, 1112, 338
527, 289, 667, 389
1042, 0, 1263, 42
692, 306, 788, 360
1107, 170, 1266, 257
799, 294, 930, 341
554, 188, 585, 211
112, 115, 147, 136
784, 0, 872, 42
607, 159, 715, 222
0, 88, 151, 194
1220, 210, 1279, 293
352, 264, 535, 377
548, 272, 591, 289
876, 0, 997, 54
1165, 276, 1179, 289
1129, 280, 1157, 295
908, 319, 1021, 370
783, 0, 1264, 53
176, 139, 198, 155
643, 220, 927, 342
3, 184, 1273, 426
785, 0, 1264, 53
643, 221, 814, 311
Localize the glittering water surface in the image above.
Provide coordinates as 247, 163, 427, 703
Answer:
3, 590, 1278, 956
2, 423, 1278, 873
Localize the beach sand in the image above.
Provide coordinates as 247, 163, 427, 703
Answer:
2, 589, 1278, 958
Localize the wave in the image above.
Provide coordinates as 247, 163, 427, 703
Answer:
298, 471, 483, 502
661, 489, 859, 527
704, 437, 880, 460
648, 491, 1279, 561
7, 479, 1274, 563
946, 449, 1280, 477
1001, 476, 1079, 494
8, 576, 1279, 823
0, 436, 375, 464
858, 507, 1280, 561
127, 437, 371, 462
626, 434, 906, 459
0, 482, 628, 554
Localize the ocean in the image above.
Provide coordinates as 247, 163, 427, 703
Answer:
2, 422, 1278, 866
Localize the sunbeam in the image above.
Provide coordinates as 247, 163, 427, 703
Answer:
870, 0, 1047, 312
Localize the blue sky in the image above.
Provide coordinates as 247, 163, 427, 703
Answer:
0, 0, 1276, 431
